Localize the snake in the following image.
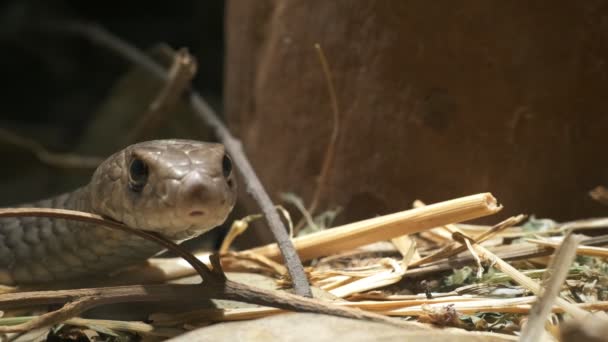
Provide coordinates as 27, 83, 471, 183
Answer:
0, 139, 237, 285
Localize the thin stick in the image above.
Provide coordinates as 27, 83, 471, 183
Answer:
0, 297, 96, 333
0, 127, 103, 168
467, 240, 590, 320
0, 316, 163, 335
0, 223, 209, 329
0, 214, 411, 331
0, 281, 421, 332
60, 22, 312, 298
105, 231, 608, 287
383, 298, 608, 316
0, 284, 204, 309
520, 234, 585, 342
0, 208, 212, 281
249, 193, 501, 261
293, 44, 341, 233
125, 48, 197, 142
409, 214, 525, 267
156, 296, 608, 322
152, 295, 485, 324
526, 238, 608, 258
219, 216, 260, 254
558, 217, 608, 232
95, 236, 555, 286
405, 234, 608, 279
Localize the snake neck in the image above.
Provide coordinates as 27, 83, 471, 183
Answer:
27, 187, 91, 212
0, 187, 162, 284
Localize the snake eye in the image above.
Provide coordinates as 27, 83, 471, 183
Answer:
128, 158, 148, 192
222, 154, 233, 178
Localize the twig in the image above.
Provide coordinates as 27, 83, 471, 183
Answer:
520, 234, 585, 342
60, 21, 313, 298
224, 251, 287, 275
125, 48, 197, 143
311, 43, 340, 213
526, 238, 608, 258
0, 207, 213, 281
463, 237, 483, 279
249, 193, 502, 261
293, 44, 341, 234
0, 127, 103, 169
1, 296, 97, 333
382, 297, 608, 316
0, 207, 211, 332
0, 209, 415, 332
192, 96, 312, 296
328, 259, 405, 298
409, 214, 526, 267
0, 282, 418, 332
391, 235, 418, 266
0, 316, 166, 336
219, 215, 261, 253
404, 234, 608, 279
152, 295, 608, 324
95, 233, 573, 287
462, 236, 591, 320
0, 284, 204, 309
557, 217, 608, 232
282, 193, 319, 233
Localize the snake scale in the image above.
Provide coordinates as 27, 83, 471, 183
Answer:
0, 140, 237, 285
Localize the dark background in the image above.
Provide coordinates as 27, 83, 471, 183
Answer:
0, 0, 223, 141
0, 0, 225, 206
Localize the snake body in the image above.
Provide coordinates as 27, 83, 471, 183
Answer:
0, 140, 237, 285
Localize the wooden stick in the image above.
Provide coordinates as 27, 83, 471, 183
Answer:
249, 193, 501, 261
0, 316, 163, 335
409, 213, 524, 267
0, 209, 418, 332
0, 208, 213, 281
153, 296, 608, 323
0, 281, 423, 331
527, 238, 608, 258
296, 44, 341, 232
520, 234, 585, 342
157, 296, 486, 325
383, 298, 608, 316
125, 47, 197, 143
0, 127, 103, 169
468, 242, 590, 320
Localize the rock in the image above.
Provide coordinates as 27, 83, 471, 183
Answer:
167, 313, 516, 342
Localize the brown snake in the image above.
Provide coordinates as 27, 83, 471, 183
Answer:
0, 139, 237, 285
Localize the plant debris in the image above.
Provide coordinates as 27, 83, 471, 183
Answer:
2, 191, 608, 341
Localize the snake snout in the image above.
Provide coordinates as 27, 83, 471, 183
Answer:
177, 171, 231, 220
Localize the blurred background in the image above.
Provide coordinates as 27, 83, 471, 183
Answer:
0, 0, 223, 202
1, 1, 607, 245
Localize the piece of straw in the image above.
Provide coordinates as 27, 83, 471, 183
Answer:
526, 238, 608, 258
250, 193, 501, 261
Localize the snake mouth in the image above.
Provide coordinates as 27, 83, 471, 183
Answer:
189, 210, 205, 217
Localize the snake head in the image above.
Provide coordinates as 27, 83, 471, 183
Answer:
89, 139, 237, 240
